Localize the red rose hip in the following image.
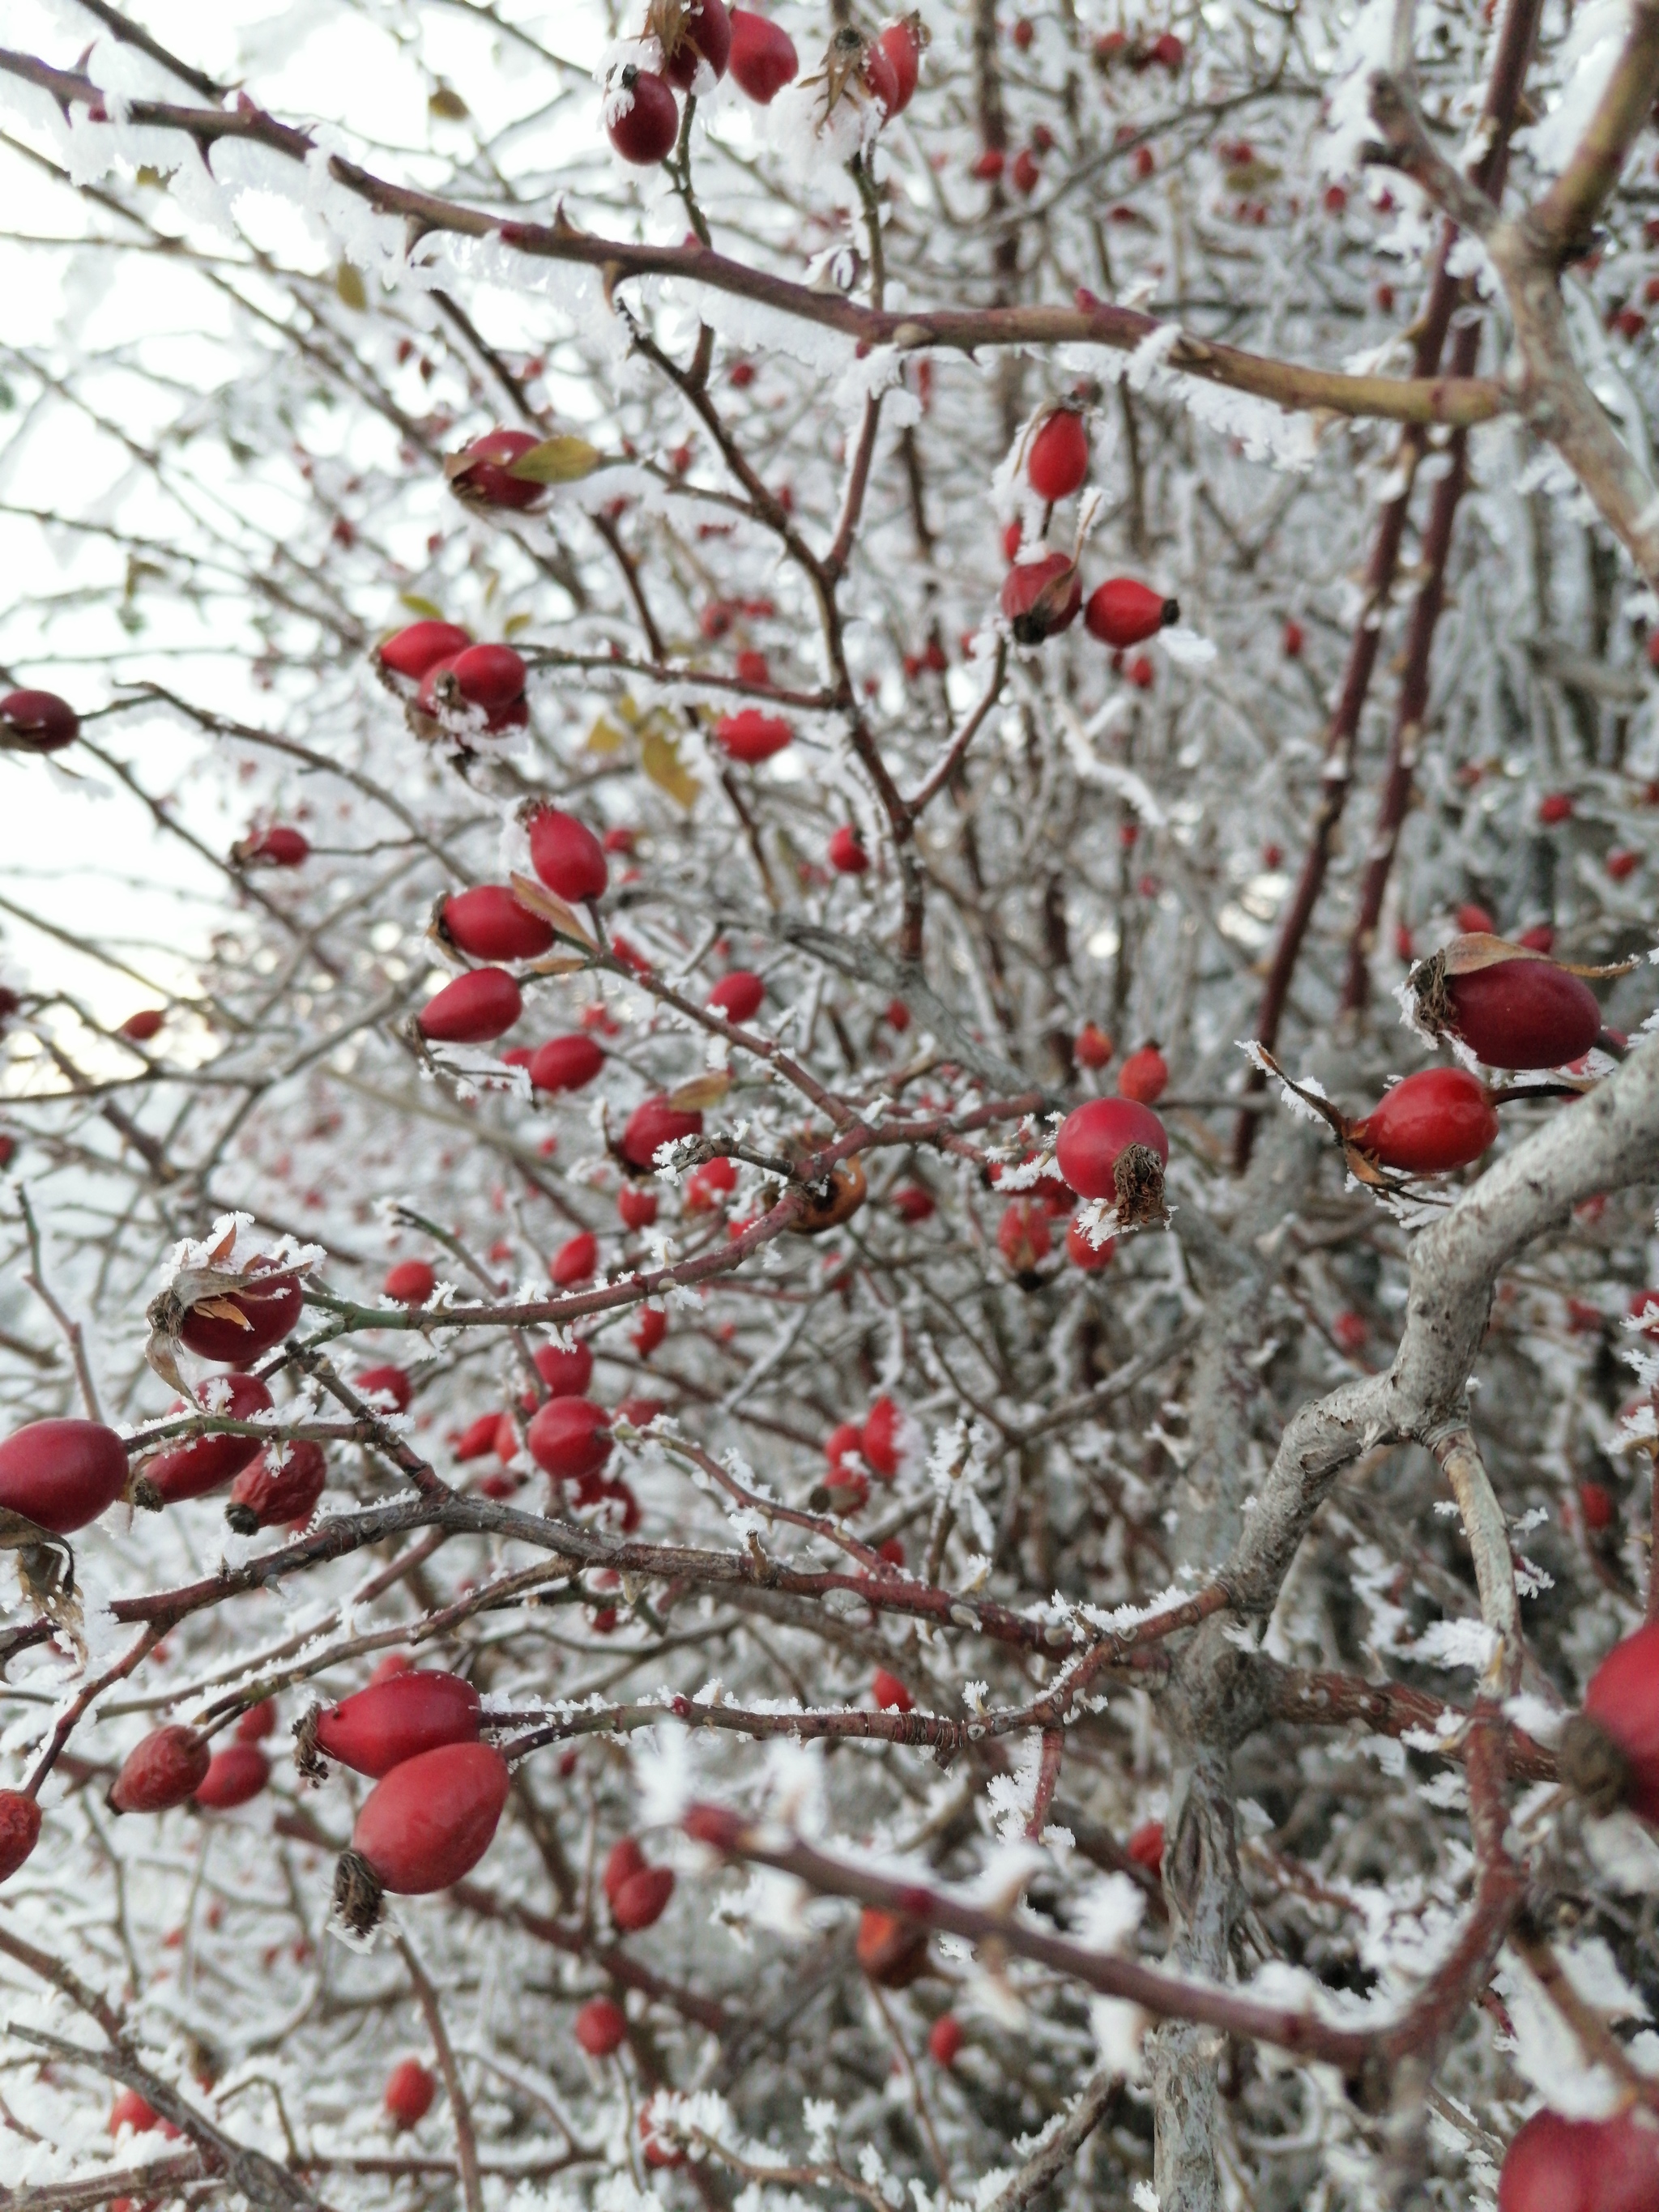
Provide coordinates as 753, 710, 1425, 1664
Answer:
1347, 1068, 1498, 1176
194, 1743, 270, 1809
1435, 957, 1601, 1070
226, 1440, 326, 1532
0, 1418, 128, 1533
1001, 553, 1081, 645
707, 970, 765, 1021
607, 67, 679, 164
528, 808, 608, 902
419, 967, 522, 1044
534, 1340, 594, 1396
1084, 578, 1179, 648
1056, 1097, 1169, 1223
575, 1996, 628, 2055
315, 1670, 482, 1777
527, 1397, 612, 1481
378, 621, 472, 680
177, 1273, 303, 1363
1026, 409, 1089, 502
729, 8, 798, 100
384, 1259, 437, 1305
621, 1096, 703, 1168
715, 709, 793, 761
1, 688, 79, 752
530, 1034, 605, 1093
1497, 2106, 1659, 2212
143, 1375, 273, 1502
343, 1742, 510, 1920
443, 886, 555, 961
0, 1791, 42, 1882
450, 429, 542, 510
385, 2060, 436, 2129
110, 1727, 211, 1814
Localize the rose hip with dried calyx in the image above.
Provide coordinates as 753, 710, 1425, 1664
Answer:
1347, 1068, 1498, 1177
607, 66, 679, 164
177, 1272, 304, 1364
448, 429, 542, 509
335, 1741, 510, 1933
313, 1669, 481, 1777
109, 1727, 211, 1814
225, 1440, 326, 1532
1410, 935, 1602, 1071
1055, 1097, 1170, 1227
1000, 553, 1081, 646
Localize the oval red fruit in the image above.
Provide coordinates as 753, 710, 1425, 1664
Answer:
384, 1258, 437, 1305
876, 19, 921, 111
715, 709, 793, 761
728, 8, 798, 100
529, 1034, 605, 1093
350, 1741, 510, 1894
863, 1396, 902, 1477
1349, 1068, 1498, 1175
890, 1183, 934, 1221
663, 0, 731, 87
451, 428, 542, 509
1066, 1217, 1115, 1271
575, 1996, 628, 2055
177, 1272, 303, 1364
239, 825, 309, 867
1, 688, 79, 752
608, 67, 680, 164
1581, 1620, 1659, 1822
1127, 1819, 1164, 1870
1075, 1021, 1113, 1068
1001, 553, 1081, 645
928, 2014, 963, 2065
379, 621, 472, 680
1085, 578, 1179, 648
316, 1670, 482, 1777
873, 1669, 911, 1711
535, 1340, 594, 1396
621, 1097, 703, 1168
550, 1231, 598, 1288
707, 970, 765, 1021
443, 886, 554, 962
384, 2059, 436, 2129
419, 967, 522, 1044
612, 1864, 675, 1930
998, 1198, 1051, 1272
528, 808, 608, 902
1456, 902, 1495, 934
226, 1440, 326, 1532
110, 1726, 211, 1813
194, 1743, 270, 1809
1445, 959, 1601, 1070
144, 1374, 272, 1503
1027, 409, 1089, 502
0, 1790, 42, 1881
454, 1411, 502, 1461
0, 1419, 128, 1533
446, 643, 526, 714
1117, 1043, 1168, 1104
356, 1365, 412, 1413
119, 1008, 164, 1042
527, 1397, 612, 1481
619, 1185, 659, 1229
1498, 2106, 1659, 2212
1056, 1097, 1170, 1200
237, 1701, 276, 1741
828, 825, 869, 875
604, 1835, 646, 1902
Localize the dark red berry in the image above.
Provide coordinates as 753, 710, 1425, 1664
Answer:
419, 967, 522, 1044
872, 1669, 911, 1711
527, 1397, 612, 1481
550, 1231, 598, 1288
1127, 1819, 1164, 1870
384, 1259, 437, 1305
856, 1907, 928, 1986
528, 808, 608, 901
876, 19, 921, 110
1117, 1043, 1167, 1103
534, 1340, 593, 1395
109, 1727, 211, 1814
356, 1365, 412, 1412
144, 1375, 272, 1503
728, 8, 798, 100
1348, 1068, 1498, 1175
1000, 553, 1082, 645
1498, 2107, 1659, 2212
662, 0, 732, 87
0, 1792, 41, 1882
575, 1996, 628, 2055
384, 2060, 436, 2129
530, 1034, 605, 1093
1027, 409, 1089, 501
608, 66, 679, 164
1442, 959, 1601, 1070
237, 825, 309, 867
194, 1743, 270, 1809
443, 886, 555, 961
1085, 578, 1179, 647
621, 1096, 703, 1168
450, 428, 542, 509
612, 1863, 675, 1930
707, 970, 765, 1021
225, 1440, 326, 1532
177, 1272, 303, 1364
828, 825, 869, 875
350, 1741, 510, 1894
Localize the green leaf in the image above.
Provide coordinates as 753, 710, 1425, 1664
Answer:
398, 593, 446, 621
504, 436, 603, 485
502, 611, 534, 638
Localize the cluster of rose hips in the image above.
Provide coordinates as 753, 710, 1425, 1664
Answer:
604, 0, 919, 168
1000, 408, 1179, 661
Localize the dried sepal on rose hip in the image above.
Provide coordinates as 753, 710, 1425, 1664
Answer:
1054, 1097, 1170, 1230
1405, 931, 1631, 1071
143, 1215, 319, 1395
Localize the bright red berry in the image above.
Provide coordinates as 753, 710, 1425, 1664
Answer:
0, 1791, 41, 1882
729, 9, 799, 100
1127, 1819, 1164, 1870
1075, 1021, 1113, 1068
632, 1306, 667, 1356
528, 808, 608, 902
356, 1364, 412, 1412
708, 970, 765, 1021
350, 1741, 510, 1894
527, 1397, 612, 1481
1, 688, 79, 752
238, 825, 310, 867
862, 1396, 902, 1477
1456, 902, 1496, 934
237, 1702, 276, 1741
1011, 146, 1041, 193
1085, 578, 1179, 648
1065, 1217, 1115, 1271
575, 1995, 629, 2055
1027, 409, 1089, 502
890, 1183, 935, 1221
972, 147, 1005, 180
109, 2091, 173, 2137
143, 1374, 272, 1503
0, 1419, 128, 1532
119, 1008, 164, 1042
1441, 958, 1601, 1070
1117, 1043, 1167, 1104
316, 1671, 481, 1777
194, 1743, 270, 1809
535, 1340, 594, 1396
384, 1258, 437, 1306
715, 708, 792, 761
612, 1863, 676, 1930
529, 1035, 605, 1093
443, 886, 555, 961
829, 825, 869, 874
1056, 1097, 1170, 1200
178, 1272, 304, 1363
872, 1669, 911, 1711
998, 1197, 1051, 1272
550, 1231, 598, 1288
378, 621, 472, 680
1348, 1068, 1498, 1175
109, 1727, 211, 1814
419, 967, 522, 1044
384, 2060, 436, 2130
226, 1441, 327, 1532
450, 428, 542, 509
619, 1186, 659, 1229
1000, 553, 1082, 645
608, 66, 679, 163
1497, 2106, 1659, 2212
621, 1096, 703, 1168
453, 1411, 503, 1461
928, 2014, 963, 2065
876, 19, 921, 110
